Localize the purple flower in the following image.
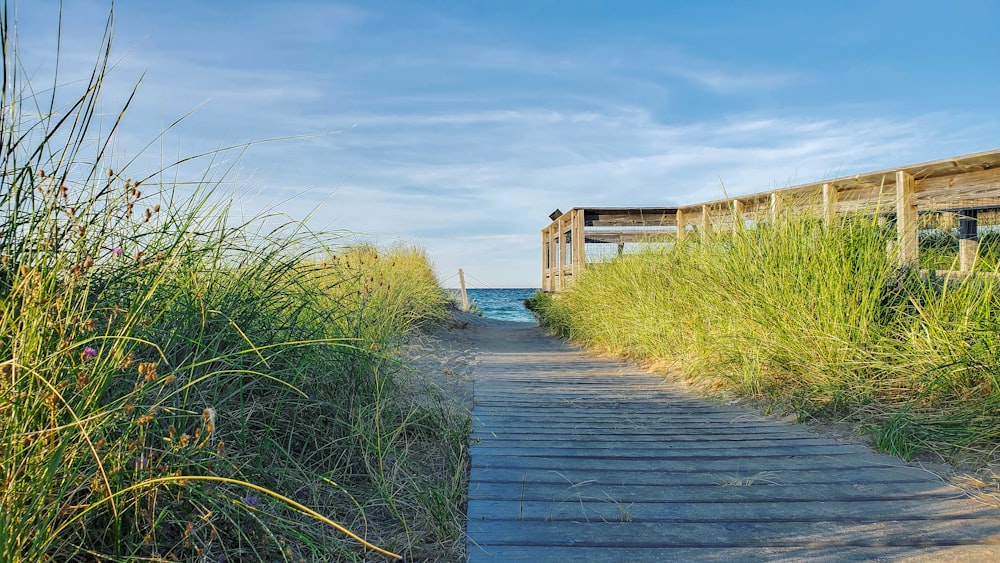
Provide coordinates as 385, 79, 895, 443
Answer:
112, 246, 124, 256
244, 493, 259, 507
82, 347, 97, 360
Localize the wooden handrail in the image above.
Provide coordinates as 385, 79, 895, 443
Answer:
542, 148, 1000, 290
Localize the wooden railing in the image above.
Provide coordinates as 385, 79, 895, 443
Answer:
542, 148, 1000, 292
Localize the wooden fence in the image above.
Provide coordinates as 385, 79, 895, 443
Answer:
542, 148, 1000, 292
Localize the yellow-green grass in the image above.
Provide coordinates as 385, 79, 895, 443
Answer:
1, 5, 466, 561
530, 213, 1000, 464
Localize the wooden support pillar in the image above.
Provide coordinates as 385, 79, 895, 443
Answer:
732, 199, 745, 231
555, 214, 566, 291
700, 205, 712, 241
959, 209, 979, 272
572, 209, 586, 279
675, 209, 687, 244
822, 183, 838, 226
549, 226, 559, 291
770, 193, 782, 223
896, 171, 918, 267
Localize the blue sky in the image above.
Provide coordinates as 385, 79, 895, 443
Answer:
16, 0, 1000, 287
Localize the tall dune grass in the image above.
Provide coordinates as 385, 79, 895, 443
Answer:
1, 4, 466, 561
530, 213, 1000, 463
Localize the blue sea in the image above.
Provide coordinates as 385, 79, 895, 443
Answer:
459, 288, 540, 323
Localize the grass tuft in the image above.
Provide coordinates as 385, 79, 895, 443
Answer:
1, 4, 468, 561
534, 211, 1000, 465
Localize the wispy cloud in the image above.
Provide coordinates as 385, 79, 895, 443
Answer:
14, 0, 998, 287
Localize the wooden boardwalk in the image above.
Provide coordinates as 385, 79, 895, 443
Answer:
465, 324, 1000, 562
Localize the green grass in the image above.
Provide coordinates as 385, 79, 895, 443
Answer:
1, 4, 467, 562
531, 212, 1000, 465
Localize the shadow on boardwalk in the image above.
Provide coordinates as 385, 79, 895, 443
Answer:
464, 322, 1000, 562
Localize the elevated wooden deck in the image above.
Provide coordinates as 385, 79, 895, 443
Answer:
465, 325, 1000, 561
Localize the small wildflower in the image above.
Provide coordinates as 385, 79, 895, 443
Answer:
81, 347, 97, 361
136, 453, 149, 470
112, 246, 124, 257
244, 493, 259, 507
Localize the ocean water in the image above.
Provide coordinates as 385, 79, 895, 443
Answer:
458, 288, 540, 323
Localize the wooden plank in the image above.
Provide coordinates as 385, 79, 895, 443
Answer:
468, 498, 998, 523
470, 443, 871, 458
915, 166, 1000, 209
467, 480, 959, 503
467, 519, 1000, 548
469, 545, 1000, 563
469, 465, 944, 486
468, 453, 940, 473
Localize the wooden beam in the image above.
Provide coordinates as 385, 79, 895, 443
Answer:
896, 171, 919, 267
676, 208, 687, 243
770, 193, 782, 222
584, 232, 677, 244
701, 205, 712, 241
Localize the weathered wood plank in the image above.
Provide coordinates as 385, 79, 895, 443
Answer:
471, 443, 872, 457
468, 498, 998, 523
467, 519, 1000, 548
468, 480, 961, 503
469, 453, 929, 473
469, 465, 946, 486
468, 544, 1000, 563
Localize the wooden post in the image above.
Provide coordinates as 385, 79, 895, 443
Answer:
770, 193, 782, 223
732, 199, 745, 231
572, 209, 586, 279
675, 208, 687, 244
541, 228, 550, 292
458, 268, 469, 311
959, 209, 979, 272
700, 205, 712, 241
896, 171, 918, 266
547, 225, 557, 291
556, 213, 567, 291
822, 183, 838, 226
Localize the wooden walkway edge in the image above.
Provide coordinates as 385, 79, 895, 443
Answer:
464, 324, 1000, 562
